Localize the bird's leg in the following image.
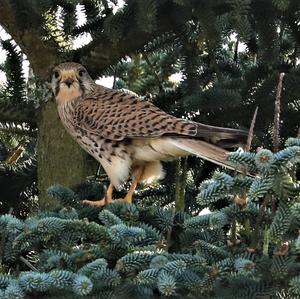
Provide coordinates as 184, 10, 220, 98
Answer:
111, 166, 144, 204
104, 183, 114, 203
123, 168, 143, 204
83, 167, 144, 206
82, 183, 114, 207
122, 166, 144, 204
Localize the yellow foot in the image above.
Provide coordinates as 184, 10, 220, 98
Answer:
82, 197, 131, 207
82, 183, 115, 207
82, 182, 133, 207
82, 198, 106, 207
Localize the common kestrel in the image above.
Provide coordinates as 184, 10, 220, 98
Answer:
51, 62, 247, 206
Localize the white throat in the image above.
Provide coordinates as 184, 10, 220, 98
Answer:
56, 84, 82, 105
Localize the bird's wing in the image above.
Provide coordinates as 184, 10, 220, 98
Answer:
73, 86, 247, 146
73, 88, 196, 141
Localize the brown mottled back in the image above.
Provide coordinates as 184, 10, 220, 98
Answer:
73, 86, 198, 141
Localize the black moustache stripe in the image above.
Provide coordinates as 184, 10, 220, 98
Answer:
55, 79, 62, 95
55, 84, 60, 96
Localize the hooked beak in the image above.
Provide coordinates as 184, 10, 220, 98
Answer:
60, 70, 78, 88
63, 78, 75, 88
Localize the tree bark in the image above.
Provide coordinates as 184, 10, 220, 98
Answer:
37, 102, 97, 209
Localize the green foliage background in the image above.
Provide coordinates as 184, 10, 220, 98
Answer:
1, 0, 300, 213
0, 139, 300, 298
0, 0, 300, 298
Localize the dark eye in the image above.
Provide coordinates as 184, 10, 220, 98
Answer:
78, 69, 85, 77
54, 71, 60, 79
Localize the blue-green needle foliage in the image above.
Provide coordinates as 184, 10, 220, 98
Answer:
1, 139, 300, 298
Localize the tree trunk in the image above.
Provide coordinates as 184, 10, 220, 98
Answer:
37, 101, 97, 209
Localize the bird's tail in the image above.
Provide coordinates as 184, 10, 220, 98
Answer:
193, 122, 248, 149
167, 138, 240, 171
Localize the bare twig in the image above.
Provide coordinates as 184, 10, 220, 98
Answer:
297, 128, 300, 139
5, 144, 24, 165
175, 158, 187, 212
234, 39, 239, 64
19, 256, 38, 271
230, 216, 237, 246
273, 73, 285, 153
246, 107, 258, 151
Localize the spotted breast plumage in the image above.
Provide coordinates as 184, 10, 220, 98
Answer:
51, 62, 248, 206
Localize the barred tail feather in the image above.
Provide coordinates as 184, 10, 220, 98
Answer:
194, 122, 248, 148
168, 138, 238, 170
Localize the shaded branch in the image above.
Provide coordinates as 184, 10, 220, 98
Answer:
0, 100, 36, 126
0, 0, 230, 78
0, 0, 58, 78
77, 1, 194, 75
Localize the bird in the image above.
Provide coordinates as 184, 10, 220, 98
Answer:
51, 62, 248, 206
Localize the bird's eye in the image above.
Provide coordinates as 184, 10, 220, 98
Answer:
78, 69, 85, 77
54, 71, 60, 79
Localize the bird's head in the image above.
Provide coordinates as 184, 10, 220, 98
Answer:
51, 62, 95, 105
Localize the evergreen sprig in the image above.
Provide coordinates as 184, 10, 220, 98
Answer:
1, 140, 299, 298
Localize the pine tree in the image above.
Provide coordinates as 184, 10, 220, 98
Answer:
1, 0, 300, 208
1, 2, 300, 296
0, 138, 299, 298
0, 39, 37, 216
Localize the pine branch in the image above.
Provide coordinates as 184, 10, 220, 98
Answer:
0, 99, 36, 125
77, 1, 198, 76
143, 53, 164, 92
0, 122, 36, 137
